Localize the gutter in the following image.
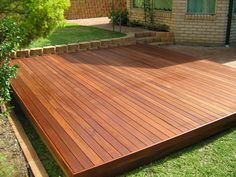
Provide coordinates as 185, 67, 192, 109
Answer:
225, 0, 234, 46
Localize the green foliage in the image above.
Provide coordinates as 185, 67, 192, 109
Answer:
147, 23, 169, 32
13, 101, 65, 176
0, 0, 70, 46
128, 20, 144, 27
0, 19, 21, 116
108, 9, 129, 26
143, 0, 155, 28
141, 0, 169, 31
0, 0, 70, 116
128, 20, 169, 32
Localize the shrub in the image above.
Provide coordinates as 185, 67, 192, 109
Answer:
147, 24, 170, 32
128, 20, 144, 27
0, 19, 22, 116
108, 9, 129, 26
128, 20, 169, 32
0, 0, 70, 116
0, 0, 70, 46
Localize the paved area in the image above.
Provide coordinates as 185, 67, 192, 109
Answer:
68, 17, 150, 34
68, 18, 236, 68
163, 45, 236, 68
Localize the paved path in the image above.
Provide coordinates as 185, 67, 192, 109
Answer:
164, 45, 236, 68
68, 17, 150, 34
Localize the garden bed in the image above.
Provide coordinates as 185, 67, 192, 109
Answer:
11, 100, 65, 177
0, 109, 29, 177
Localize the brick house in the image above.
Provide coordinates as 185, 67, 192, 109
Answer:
127, 0, 236, 46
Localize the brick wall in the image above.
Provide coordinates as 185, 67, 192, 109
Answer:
230, 15, 236, 43
127, 0, 173, 30
173, 0, 228, 46
127, 0, 234, 46
65, 0, 126, 19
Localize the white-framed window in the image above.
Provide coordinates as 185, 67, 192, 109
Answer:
187, 0, 216, 15
133, 0, 172, 11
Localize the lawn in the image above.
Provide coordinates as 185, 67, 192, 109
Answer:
12, 99, 236, 177
28, 23, 126, 48
125, 127, 236, 177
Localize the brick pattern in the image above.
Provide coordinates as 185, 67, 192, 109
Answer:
127, 0, 234, 46
173, 0, 228, 46
65, 0, 126, 19
12, 35, 136, 59
12, 32, 174, 59
231, 15, 236, 43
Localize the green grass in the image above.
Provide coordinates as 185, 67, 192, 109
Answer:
0, 153, 20, 177
12, 99, 236, 177
12, 100, 65, 177
124, 128, 236, 177
28, 23, 126, 48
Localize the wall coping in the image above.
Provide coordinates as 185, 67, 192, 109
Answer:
12, 32, 174, 59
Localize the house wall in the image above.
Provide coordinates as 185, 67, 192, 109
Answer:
230, 15, 236, 44
65, 0, 126, 19
173, 0, 228, 46
127, 0, 231, 46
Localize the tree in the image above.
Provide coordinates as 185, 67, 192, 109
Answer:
0, 0, 70, 45
0, 0, 70, 116
0, 19, 21, 117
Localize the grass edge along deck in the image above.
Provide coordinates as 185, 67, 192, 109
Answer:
11, 45, 236, 177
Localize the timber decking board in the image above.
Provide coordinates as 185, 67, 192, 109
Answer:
11, 44, 236, 177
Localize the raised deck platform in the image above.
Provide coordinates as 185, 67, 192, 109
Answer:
11, 45, 236, 177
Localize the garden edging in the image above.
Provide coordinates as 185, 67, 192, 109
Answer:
1, 105, 49, 177
12, 32, 175, 59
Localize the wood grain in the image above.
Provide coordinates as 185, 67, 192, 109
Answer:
11, 44, 236, 177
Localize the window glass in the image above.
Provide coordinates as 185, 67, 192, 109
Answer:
187, 0, 216, 14
154, 0, 172, 11
234, 0, 236, 13
133, 0, 144, 8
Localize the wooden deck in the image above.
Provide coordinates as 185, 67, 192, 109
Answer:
11, 45, 236, 177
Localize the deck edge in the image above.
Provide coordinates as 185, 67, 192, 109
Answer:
1, 104, 49, 177
11, 91, 74, 177
74, 112, 236, 177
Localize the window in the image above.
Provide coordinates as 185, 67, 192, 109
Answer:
234, 0, 236, 13
187, 0, 216, 15
133, 0, 172, 11
133, 0, 143, 8
154, 0, 172, 11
